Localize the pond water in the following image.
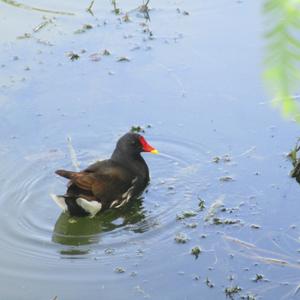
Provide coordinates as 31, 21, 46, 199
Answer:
1, 0, 300, 299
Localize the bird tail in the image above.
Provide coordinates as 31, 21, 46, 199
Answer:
55, 169, 77, 179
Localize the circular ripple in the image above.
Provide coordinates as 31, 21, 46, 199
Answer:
0, 136, 211, 279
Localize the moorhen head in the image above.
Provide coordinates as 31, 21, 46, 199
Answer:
51, 132, 158, 217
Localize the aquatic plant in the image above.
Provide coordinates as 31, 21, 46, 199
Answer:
224, 286, 242, 299
190, 246, 201, 259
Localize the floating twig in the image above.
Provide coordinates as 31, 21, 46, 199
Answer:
86, 0, 95, 15
66, 136, 80, 171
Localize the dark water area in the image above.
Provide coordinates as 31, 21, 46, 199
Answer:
1, 0, 300, 299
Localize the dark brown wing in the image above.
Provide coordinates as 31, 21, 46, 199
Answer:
56, 160, 134, 208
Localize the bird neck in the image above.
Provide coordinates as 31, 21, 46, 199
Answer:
111, 147, 143, 165
111, 148, 149, 179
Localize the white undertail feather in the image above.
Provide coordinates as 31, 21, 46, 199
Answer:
76, 198, 102, 218
50, 194, 67, 212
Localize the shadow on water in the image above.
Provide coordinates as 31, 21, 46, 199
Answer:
52, 197, 146, 249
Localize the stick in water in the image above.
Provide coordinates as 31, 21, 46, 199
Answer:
66, 136, 80, 171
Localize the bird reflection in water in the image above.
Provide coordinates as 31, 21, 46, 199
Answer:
52, 197, 147, 256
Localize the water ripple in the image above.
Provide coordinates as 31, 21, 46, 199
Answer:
0, 137, 210, 280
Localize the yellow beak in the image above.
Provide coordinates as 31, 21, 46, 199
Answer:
150, 149, 159, 154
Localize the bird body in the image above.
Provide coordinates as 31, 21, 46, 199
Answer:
51, 132, 157, 217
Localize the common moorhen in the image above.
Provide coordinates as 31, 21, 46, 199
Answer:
51, 132, 158, 217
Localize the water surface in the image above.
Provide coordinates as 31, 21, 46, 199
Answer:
1, 0, 300, 299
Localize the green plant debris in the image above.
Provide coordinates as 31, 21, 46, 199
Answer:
191, 246, 201, 259
104, 248, 115, 255
223, 235, 256, 249
84, 24, 93, 30
253, 274, 264, 282
74, 24, 93, 34
67, 52, 80, 61
205, 277, 214, 288
139, 0, 150, 20
198, 198, 205, 211
17, 33, 32, 39
291, 162, 300, 182
114, 267, 125, 273
222, 156, 231, 163
130, 125, 145, 133
212, 156, 221, 163
103, 49, 111, 56
228, 274, 234, 281
176, 210, 197, 220
176, 8, 190, 15
219, 176, 234, 182
240, 294, 256, 300
86, 0, 95, 15
117, 56, 130, 62
258, 257, 288, 266
186, 222, 198, 228
204, 196, 224, 222
213, 218, 241, 225
250, 224, 261, 229
174, 232, 189, 244
33, 18, 52, 33
1, 0, 74, 15
131, 125, 144, 133
288, 138, 300, 166
123, 13, 130, 22
212, 154, 231, 163
112, 0, 120, 14
289, 138, 300, 183
36, 38, 53, 46
224, 286, 242, 298
139, 0, 150, 13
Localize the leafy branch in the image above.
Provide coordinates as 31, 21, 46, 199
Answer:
264, 0, 300, 121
